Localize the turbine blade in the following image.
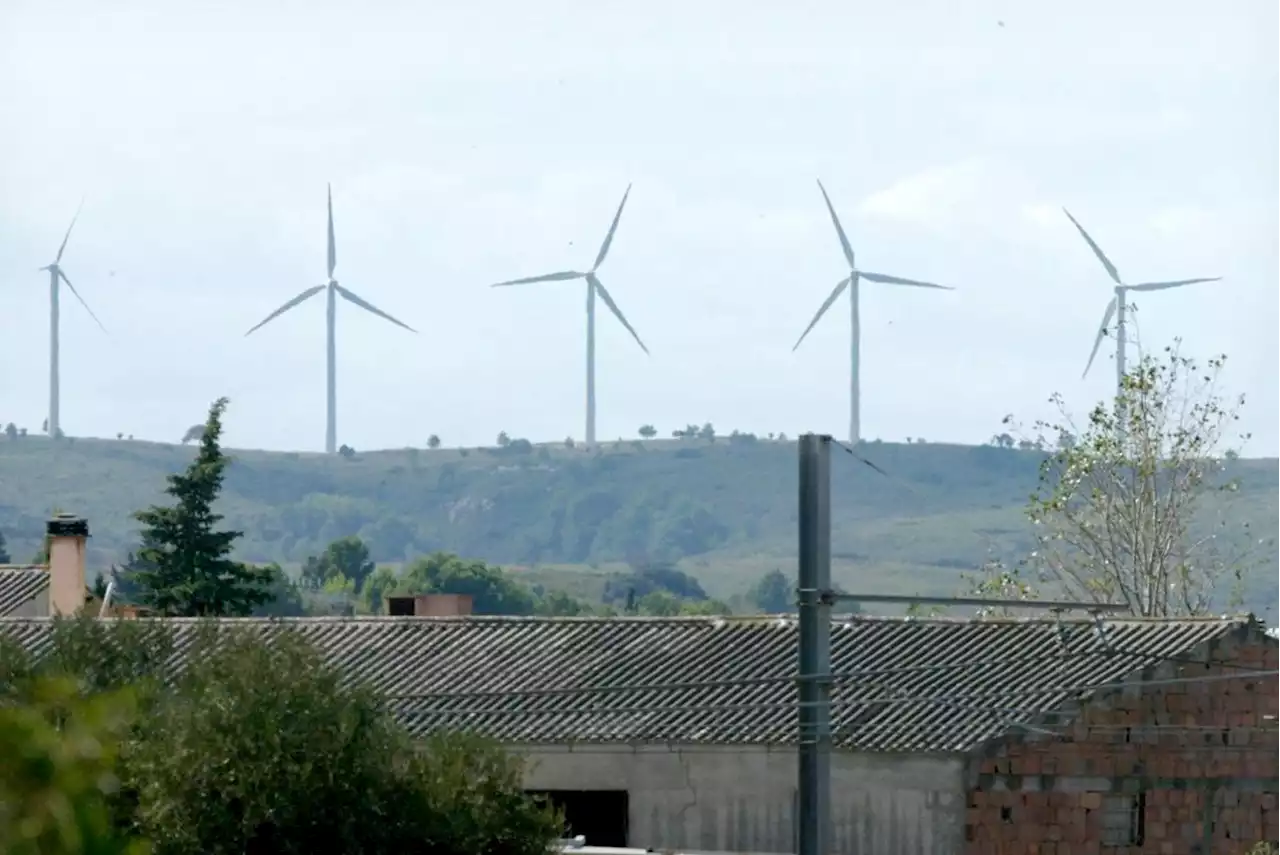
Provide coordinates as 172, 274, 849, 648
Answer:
55, 198, 85, 264
335, 284, 416, 333
592, 184, 632, 271
860, 271, 954, 290
792, 277, 850, 351
491, 271, 584, 287
1128, 277, 1220, 292
245, 285, 325, 336
1062, 208, 1122, 284
1083, 296, 1118, 378
326, 183, 337, 279
816, 180, 855, 268
588, 273, 648, 354
56, 270, 107, 333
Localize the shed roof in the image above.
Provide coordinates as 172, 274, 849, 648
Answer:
0, 614, 1265, 752
0, 567, 48, 617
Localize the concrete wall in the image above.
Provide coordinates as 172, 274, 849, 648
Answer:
521, 744, 967, 854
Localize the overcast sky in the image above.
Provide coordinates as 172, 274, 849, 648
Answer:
2, 1, 1276, 455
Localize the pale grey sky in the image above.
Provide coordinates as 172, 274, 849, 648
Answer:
2, 1, 1277, 453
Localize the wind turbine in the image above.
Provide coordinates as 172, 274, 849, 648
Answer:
491, 185, 648, 447
38, 201, 108, 440
1065, 208, 1220, 400
246, 184, 416, 454
792, 180, 954, 445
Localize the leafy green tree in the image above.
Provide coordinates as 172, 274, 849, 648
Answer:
636, 590, 681, 616
0, 676, 148, 855
3, 422, 17, 439
116, 629, 559, 855
677, 598, 732, 616
398, 552, 535, 615
129, 398, 271, 616
361, 566, 400, 614
637, 424, 657, 439
1022, 346, 1260, 616
427, 434, 441, 449
250, 564, 306, 617
0, 528, 9, 564
750, 569, 792, 613
532, 589, 592, 616
300, 536, 376, 593
496, 431, 511, 447
321, 573, 356, 597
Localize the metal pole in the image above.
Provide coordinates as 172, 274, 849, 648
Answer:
797, 433, 832, 855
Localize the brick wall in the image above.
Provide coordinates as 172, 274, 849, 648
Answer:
964, 629, 1278, 855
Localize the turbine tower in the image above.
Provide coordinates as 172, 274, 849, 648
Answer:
38, 201, 108, 440
792, 180, 954, 445
491, 185, 649, 447
247, 185, 416, 454
1065, 208, 1220, 399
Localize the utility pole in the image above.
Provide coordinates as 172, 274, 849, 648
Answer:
797, 433, 832, 855
794, 433, 1127, 855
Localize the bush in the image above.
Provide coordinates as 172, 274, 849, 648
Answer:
0, 619, 560, 855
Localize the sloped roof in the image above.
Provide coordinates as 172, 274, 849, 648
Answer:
0, 567, 48, 616
0, 614, 1264, 752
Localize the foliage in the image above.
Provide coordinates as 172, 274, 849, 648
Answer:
603, 562, 708, 606
427, 434, 441, 449
397, 552, 536, 615
130, 398, 272, 616
0, 677, 148, 855
300, 536, 376, 592
250, 564, 306, 617
361, 565, 400, 613
0, 620, 561, 855
1016, 345, 1266, 616
179, 425, 202, 445
750, 569, 792, 613
637, 424, 657, 439
959, 556, 1038, 618
0, 527, 9, 563
1, 434, 1275, 616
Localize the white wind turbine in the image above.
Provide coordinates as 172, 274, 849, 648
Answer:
38, 201, 108, 440
1065, 208, 1220, 399
246, 185, 416, 454
491, 185, 649, 447
792, 180, 954, 445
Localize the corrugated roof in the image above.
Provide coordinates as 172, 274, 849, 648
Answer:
0, 567, 48, 617
0, 614, 1262, 752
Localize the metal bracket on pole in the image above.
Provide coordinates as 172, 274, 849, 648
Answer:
797, 434, 832, 855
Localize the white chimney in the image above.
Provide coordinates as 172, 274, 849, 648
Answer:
46, 513, 89, 616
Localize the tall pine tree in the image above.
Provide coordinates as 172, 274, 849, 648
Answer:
131, 397, 271, 616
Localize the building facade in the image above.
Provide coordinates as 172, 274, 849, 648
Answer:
1, 612, 1274, 854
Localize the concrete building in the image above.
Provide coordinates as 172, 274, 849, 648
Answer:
0, 513, 91, 617
2, 605, 1275, 853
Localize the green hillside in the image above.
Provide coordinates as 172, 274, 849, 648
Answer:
1, 434, 1275, 613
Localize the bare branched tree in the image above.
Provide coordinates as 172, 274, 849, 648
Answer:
1017, 340, 1261, 616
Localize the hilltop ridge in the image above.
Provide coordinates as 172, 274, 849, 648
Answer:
1, 435, 1275, 611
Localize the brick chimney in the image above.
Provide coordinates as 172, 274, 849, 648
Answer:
386, 593, 473, 617
46, 513, 89, 616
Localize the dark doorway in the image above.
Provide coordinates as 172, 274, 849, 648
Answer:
529, 789, 629, 847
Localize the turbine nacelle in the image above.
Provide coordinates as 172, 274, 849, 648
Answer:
1064, 208, 1221, 380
